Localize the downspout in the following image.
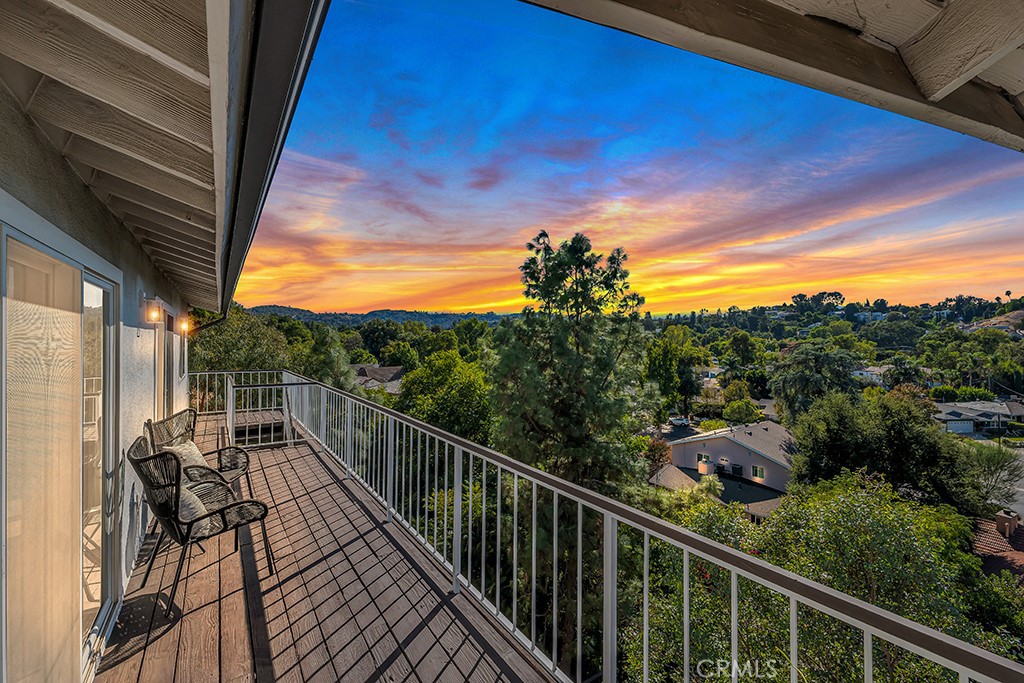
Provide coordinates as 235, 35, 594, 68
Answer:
189, 312, 228, 336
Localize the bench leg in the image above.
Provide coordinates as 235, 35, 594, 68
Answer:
259, 518, 275, 576
141, 529, 165, 589
166, 543, 190, 617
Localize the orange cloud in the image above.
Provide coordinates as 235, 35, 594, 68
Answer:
236, 140, 1024, 315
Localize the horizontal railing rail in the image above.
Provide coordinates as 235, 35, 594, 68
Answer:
193, 370, 1024, 683
188, 370, 289, 414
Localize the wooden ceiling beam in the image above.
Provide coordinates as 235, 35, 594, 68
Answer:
130, 226, 215, 257
29, 78, 213, 186
147, 259, 216, 285
42, 0, 209, 84
524, 0, 1024, 151
90, 171, 216, 230
142, 245, 216, 274
899, 0, 1024, 101
64, 136, 215, 208
118, 204, 216, 243
0, 0, 212, 149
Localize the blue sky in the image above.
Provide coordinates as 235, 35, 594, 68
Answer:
237, 0, 1024, 313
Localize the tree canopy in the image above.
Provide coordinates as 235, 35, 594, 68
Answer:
491, 231, 648, 492
769, 340, 860, 423
396, 350, 491, 444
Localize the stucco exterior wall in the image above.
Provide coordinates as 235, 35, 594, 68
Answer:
0, 85, 190, 600
671, 436, 791, 492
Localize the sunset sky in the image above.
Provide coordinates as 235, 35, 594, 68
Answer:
235, 0, 1024, 315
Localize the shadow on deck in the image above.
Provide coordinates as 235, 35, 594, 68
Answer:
96, 414, 552, 683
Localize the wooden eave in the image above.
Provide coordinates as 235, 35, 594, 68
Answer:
0, 0, 329, 312
526, 0, 1024, 152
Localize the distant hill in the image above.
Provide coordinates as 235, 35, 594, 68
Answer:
248, 305, 508, 329
964, 309, 1024, 333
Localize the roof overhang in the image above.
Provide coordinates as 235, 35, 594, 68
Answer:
525, 0, 1024, 152
0, 0, 329, 312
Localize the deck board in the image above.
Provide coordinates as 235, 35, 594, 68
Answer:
95, 414, 552, 683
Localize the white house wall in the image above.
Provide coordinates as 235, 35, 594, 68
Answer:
671, 437, 791, 492
0, 82, 189, 604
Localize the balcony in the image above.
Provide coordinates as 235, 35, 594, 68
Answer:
95, 402, 551, 682
96, 371, 1024, 682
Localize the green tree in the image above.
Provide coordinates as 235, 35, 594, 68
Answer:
452, 317, 492, 360
727, 329, 757, 366
190, 303, 289, 371
378, 340, 420, 370
491, 231, 647, 492
349, 348, 377, 364
646, 325, 710, 413
860, 319, 927, 349
883, 354, 924, 387
965, 441, 1024, 510
643, 438, 671, 478
298, 322, 357, 390
791, 391, 979, 513
723, 398, 762, 424
722, 379, 750, 403
396, 350, 491, 444
930, 384, 959, 402
419, 328, 458, 358
359, 318, 402, 358
755, 473, 1006, 680
956, 386, 997, 402
769, 340, 859, 423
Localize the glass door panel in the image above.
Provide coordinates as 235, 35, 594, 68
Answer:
5, 237, 83, 683
81, 281, 107, 640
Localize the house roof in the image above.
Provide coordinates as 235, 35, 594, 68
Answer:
678, 467, 782, 505
355, 378, 403, 395
670, 421, 797, 469
0, 0, 328, 311
934, 402, 1016, 422
745, 497, 783, 519
351, 365, 405, 382
648, 464, 698, 491
950, 401, 1015, 415
973, 518, 1024, 577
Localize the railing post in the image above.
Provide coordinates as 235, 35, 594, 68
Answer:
319, 385, 327, 445
345, 397, 353, 479
452, 446, 464, 594
386, 415, 395, 523
603, 512, 617, 683
225, 375, 235, 447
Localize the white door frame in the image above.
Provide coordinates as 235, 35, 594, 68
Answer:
0, 188, 124, 683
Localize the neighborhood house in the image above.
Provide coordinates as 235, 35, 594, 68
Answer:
669, 421, 796, 493
933, 400, 1024, 434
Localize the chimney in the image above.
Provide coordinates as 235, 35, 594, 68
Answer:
995, 509, 1020, 539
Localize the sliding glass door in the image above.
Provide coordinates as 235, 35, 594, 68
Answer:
82, 278, 114, 645
3, 237, 118, 682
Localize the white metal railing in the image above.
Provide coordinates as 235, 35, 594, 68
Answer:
188, 370, 289, 414
191, 371, 1024, 683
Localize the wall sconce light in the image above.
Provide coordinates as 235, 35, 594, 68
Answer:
142, 295, 164, 326
180, 319, 189, 335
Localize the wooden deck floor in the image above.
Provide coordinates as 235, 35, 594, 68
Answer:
96, 415, 552, 683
